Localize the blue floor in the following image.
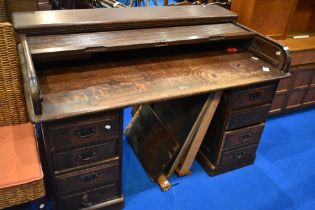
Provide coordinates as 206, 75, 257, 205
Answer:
122, 107, 315, 210
16, 107, 315, 210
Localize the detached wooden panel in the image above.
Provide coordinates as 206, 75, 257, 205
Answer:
125, 95, 208, 180
125, 105, 180, 181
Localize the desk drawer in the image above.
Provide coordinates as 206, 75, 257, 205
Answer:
226, 104, 270, 130
56, 161, 119, 195
223, 124, 264, 149
58, 183, 120, 210
53, 141, 119, 172
48, 117, 120, 151
219, 144, 258, 166
229, 85, 275, 109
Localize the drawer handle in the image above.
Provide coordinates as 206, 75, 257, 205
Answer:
78, 151, 97, 161
81, 173, 98, 182
233, 151, 246, 159
239, 133, 252, 142
80, 194, 93, 207
248, 91, 261, 100
75, 126, 97, 138
104, 124, 111, 130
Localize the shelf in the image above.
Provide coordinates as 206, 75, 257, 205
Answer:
27, 23, 254, 58
278, 36, 315, 51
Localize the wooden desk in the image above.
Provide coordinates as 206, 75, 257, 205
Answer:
13, 5, 289, 209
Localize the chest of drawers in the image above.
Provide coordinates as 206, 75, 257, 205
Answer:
39, 110, 124, 210
198, 82, 277, 176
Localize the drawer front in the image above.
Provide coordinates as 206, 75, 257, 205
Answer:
48, 117, 120, 151
226, 104, 270, 130
53, 141, 119, 172
223, 124, 264, 149
58, 183, 120, 210
276, 77, 290, 92
229, 85, 275, 109
286, 89, 305, 109
56, 162, 119, 195
304, 87, 315, 105
293, 69, 313, 88
219, 144, 258, 166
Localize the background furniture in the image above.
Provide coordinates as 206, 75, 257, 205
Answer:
0, 22, 45, 209
231, 0, 315, 116
270, 38, 315, 115
5, 0, 38, 21
0, 0, 7, 21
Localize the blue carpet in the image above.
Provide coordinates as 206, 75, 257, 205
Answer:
122, 107, 315, 210
17, 107, 315, 210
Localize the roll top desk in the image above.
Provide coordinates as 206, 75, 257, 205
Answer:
13, 5, 290, 209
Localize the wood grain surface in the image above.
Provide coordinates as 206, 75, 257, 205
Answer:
13, 5, 237, 35
27, 23, 254, 58
30, 44, 287, 122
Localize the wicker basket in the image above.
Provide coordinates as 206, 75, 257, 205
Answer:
0, 22, 28, 126
0, 22, 45, 208
0, 0, 7, 22
0, 180, 45, 209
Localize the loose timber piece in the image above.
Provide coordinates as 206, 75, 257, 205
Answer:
125, 105, 181, 181
157, 174, 171, 192
126, 94, 208, 181
176, 90, 222, 176
150, 94, 208, 178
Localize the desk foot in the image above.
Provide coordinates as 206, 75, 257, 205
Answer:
157, 174, 171, 192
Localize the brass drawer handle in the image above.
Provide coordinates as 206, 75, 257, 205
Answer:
80, 194, 93, 207
80, 173, 98, 182
239, 133, 252, 142
75, 126, 97, 138
78, 151, 97, 161
233, 151, 246, 159
248, 91, 261, 100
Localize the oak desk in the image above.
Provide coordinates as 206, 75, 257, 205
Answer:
13, 5, 289, 209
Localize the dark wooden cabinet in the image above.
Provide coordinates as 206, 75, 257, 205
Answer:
40, 110, 124, 210
270, 41, 315, 115
198, 81, 277, 176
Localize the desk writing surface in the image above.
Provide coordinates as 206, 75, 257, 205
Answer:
33, 44, 287, 122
